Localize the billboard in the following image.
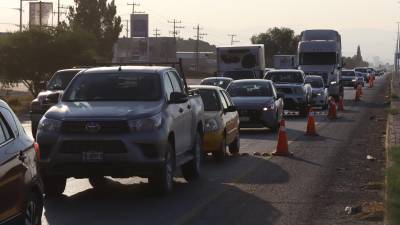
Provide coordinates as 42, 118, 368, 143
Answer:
130, 14, 149, 38
29, 2, 53, 26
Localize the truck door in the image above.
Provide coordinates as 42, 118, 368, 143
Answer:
0, 113, 25, 222
168, 71, 193, 152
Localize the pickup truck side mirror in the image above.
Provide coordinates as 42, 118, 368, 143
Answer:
224, 105, 237, 113
277, 93, 285, 99
169, 92, 188, 104
45, 92, 61, 104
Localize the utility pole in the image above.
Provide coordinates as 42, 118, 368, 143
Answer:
57, 0, 60, 25
123, 20, 129, 38
153, 28, 161, 38
193, 24, 207, 73
228, 34, 239, 45
127, 1, 143, 14
168, 19, 185, 41
19, 0, 38, 31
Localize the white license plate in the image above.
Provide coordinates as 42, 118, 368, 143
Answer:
240, 117, 250, 122
82, 152, 104, 162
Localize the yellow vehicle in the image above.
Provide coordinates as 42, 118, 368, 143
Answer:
190, 85, 240, 161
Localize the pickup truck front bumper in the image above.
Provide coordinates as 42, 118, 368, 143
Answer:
37, 129, 169, 178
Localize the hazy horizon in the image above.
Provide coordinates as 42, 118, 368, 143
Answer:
0, 0, 398, 64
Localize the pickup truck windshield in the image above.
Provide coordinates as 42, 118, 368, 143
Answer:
47, 71, 79, 91
342, 71, 355, 77
266, 72, 304, 84
197, 89, 221, 111
300, 52, 337, 65
355, 68, 368, 73
228, 82, 273, 97
63, 73, 161, 102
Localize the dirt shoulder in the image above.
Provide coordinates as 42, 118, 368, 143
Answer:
308, 77, 389, 225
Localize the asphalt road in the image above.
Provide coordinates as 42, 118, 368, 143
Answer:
19, 76, 388, 225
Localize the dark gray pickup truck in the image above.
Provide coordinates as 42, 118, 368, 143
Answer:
36, 66, 204, 195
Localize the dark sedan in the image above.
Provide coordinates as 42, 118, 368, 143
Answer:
0, 100, 43, 225
227, 79, 284, 131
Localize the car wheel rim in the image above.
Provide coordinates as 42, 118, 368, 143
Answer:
25, 200, 37, 225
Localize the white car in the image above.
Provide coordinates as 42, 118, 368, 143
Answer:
305, 75, 329, 109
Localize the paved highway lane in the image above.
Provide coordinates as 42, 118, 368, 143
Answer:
18, 76, 387, 225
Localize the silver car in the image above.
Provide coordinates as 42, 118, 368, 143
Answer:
227, 79, 284, 131
305, 75, 329, 109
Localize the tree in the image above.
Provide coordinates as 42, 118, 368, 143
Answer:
342, 45, 369, 69
251, 27, 300, 67
68, 0, 122, 61
0, 27, 97, 96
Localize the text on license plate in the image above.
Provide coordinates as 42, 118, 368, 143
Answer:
82, 152, 104, 162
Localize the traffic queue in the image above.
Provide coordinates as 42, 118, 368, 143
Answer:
0, 29, 383, 225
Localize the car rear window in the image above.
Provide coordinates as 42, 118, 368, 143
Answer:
200, 79, 232, 89
305, 78, 324, 88
197, 89, 221, 112
266, 72, 304, 84
63, 72, 161, 102
227, 82, 273, 97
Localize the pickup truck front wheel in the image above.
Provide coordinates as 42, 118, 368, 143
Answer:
181, 132, 202, 182
149, 143, 174, 195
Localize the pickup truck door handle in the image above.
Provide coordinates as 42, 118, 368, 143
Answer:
179, 108, 184, 113
18, 151, 27, 162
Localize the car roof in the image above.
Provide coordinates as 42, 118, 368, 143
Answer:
56, 68, 85, 73
231, 79, 273, 83
83, 66, 172, 74
305, 75, 323, 80
0, 100, 11, 110
267, 69, 303, 73
190, 85, 224, 91
202, 77, 233, 81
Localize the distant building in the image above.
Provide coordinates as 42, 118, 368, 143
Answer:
112, 37, 177, 63
176, 52, 216, 74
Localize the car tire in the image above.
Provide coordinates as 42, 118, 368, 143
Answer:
228, 135, 240, 155
43, 176, 66, 197
181, 132, 202, 182
24, 191, 43, 225
213, 136, 226, 162
149, 143, 174, 195
89, 176, 109, 189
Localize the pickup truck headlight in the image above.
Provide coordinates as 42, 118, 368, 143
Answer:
263, 103, 275, 111
205, 118, 219, 132
128, 114, 162, 132
330, 81, 337, 85
38, 117, 62, 133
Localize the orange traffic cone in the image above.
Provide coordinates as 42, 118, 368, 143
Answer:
355, 85, 361, 101
272, 119, 292, 156
328, 97, 337, 119
337, 96, 344, 111
306, 107, 318, 136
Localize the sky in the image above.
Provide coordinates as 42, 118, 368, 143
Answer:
0, 0, 398, 64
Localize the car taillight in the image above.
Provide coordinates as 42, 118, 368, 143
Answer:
34, 142, 40, 159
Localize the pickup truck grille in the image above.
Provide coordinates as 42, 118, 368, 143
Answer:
60, 140, 127, 153
277, 87, 293, 94
61, 121, 129, 134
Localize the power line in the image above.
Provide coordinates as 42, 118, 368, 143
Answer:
153, 28, 161, 37
168, 19, 185, 40
228, 34, 239, 45
193, 24, 207, 73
